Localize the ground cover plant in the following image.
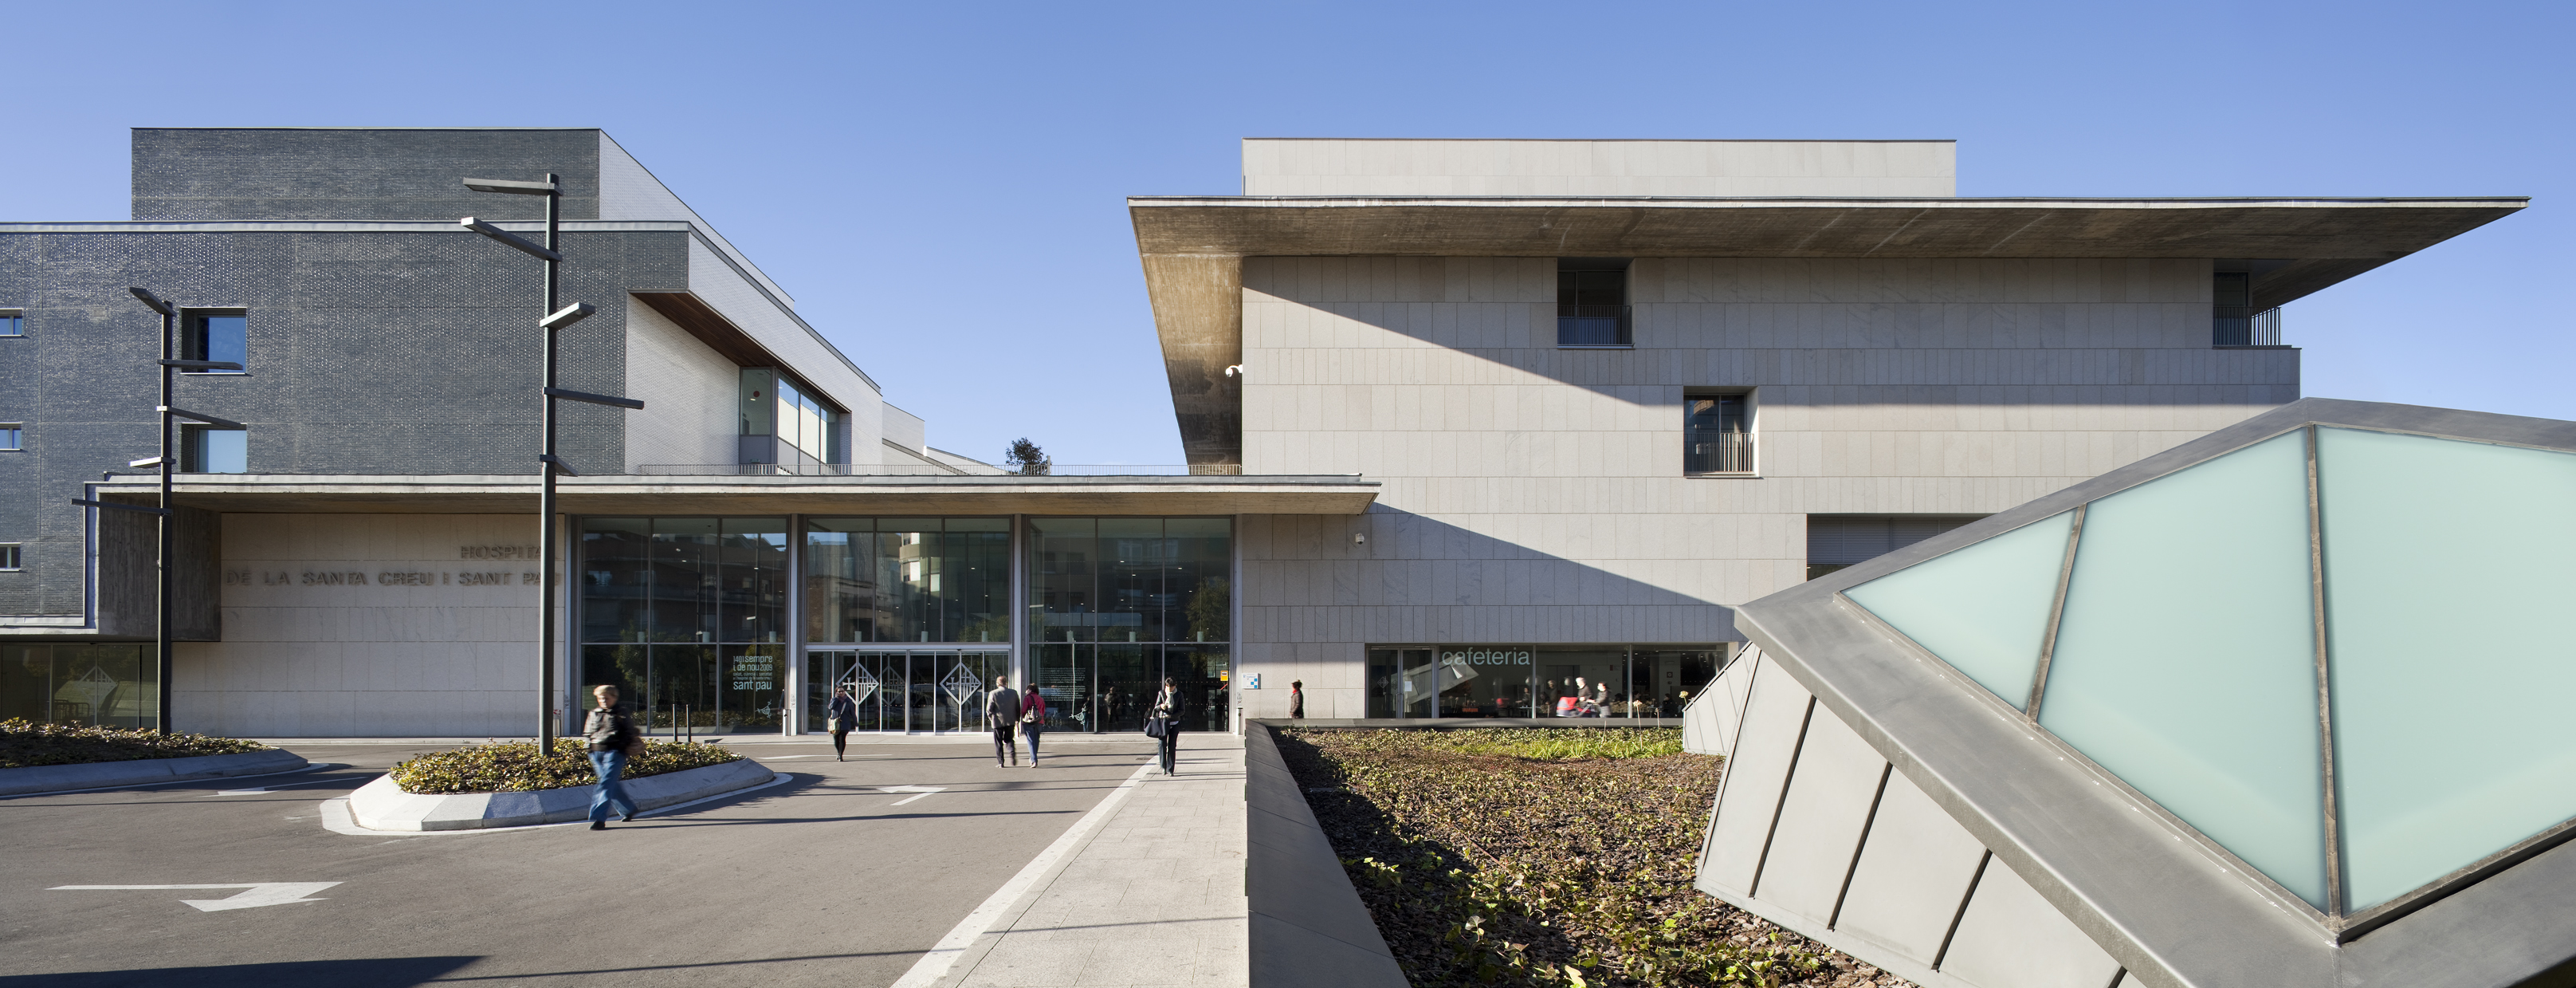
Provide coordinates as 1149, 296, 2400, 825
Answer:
0, 718, 270, 769
391, 740, 741, 794
1281, 726, 1909, 988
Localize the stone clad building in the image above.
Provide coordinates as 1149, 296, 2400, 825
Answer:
0, 129, 2520, 738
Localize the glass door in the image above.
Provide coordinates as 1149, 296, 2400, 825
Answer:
1035, 640, 1090, 732
1096, 643, 1154, 733
1167, 646, 1231, 732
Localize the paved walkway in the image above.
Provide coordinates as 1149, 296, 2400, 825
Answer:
937, 734, 1250, 988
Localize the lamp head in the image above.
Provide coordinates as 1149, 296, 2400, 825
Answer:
127, 286, 175, 316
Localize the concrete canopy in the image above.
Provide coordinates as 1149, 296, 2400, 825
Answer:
1129, 196, 2525, 470
93, 473, 1380, 516
1729, 398, 2576, 987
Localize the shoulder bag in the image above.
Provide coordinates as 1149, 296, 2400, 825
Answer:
1143, 716, 1167, 739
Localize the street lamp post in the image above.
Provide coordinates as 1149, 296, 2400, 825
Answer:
458, 176, 643, 755
71, 286, 241, 734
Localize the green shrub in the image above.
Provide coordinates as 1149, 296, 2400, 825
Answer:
0, 718, 270, 769
1282, 727, 1906, 988
1368, 726, 1685, 762
391, 740, 742, 795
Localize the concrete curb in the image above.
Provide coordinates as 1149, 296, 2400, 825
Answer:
346, 758, 775, 831
1243, 722, 1409, 988
0, 749, 309, 796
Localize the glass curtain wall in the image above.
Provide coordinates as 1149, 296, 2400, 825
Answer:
579, 518, 790, 733
739, 368, 847, 473
1027, 518, 1231, 733
0, 644, 156, 730
1365, 644, 1726, 719
804, 518, 1010, 644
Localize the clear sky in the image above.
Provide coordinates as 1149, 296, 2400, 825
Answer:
5, 1, 2565, 466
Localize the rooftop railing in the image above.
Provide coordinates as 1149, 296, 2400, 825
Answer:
634, 463, 1230, 478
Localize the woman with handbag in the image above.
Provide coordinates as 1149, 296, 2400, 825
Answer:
1147, 677, 1182, 775
826, 686, 858, 761
584, 684, 642, 830
1020, 683, 1046, 766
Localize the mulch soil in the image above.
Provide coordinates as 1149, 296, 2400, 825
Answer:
1278, 728, 1912, 988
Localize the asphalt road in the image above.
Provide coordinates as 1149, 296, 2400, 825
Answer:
1, 736, 1161, 987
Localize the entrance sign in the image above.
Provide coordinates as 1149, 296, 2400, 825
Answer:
50, 882, 341, 911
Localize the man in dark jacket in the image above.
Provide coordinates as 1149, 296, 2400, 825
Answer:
583, 685, 642, 830
987, 675, 1022, 767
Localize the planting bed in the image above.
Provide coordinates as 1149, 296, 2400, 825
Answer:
0, 718, 270, 769
1279, 727, 1909, 988
391, 740, 742, 794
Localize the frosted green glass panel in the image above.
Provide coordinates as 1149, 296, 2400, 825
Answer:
2041, 431, 2327, 909
1848, 512, 2072, 710
2319, 428, 2576, 910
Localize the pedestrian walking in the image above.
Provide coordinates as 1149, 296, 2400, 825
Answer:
1288, 679, 1304, 719
988, 675, 1022, 767
1147, 677, 1183, 775
583, 685, 642, 830
826, 685, 858, 761
1020, 683, 1046, 766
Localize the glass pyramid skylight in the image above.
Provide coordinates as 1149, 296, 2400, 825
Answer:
1845, 426, 2576, 916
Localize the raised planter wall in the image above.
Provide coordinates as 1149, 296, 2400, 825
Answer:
1243, 720, 1410, 988
346, 758, 775, 831
0, 749, 308, 796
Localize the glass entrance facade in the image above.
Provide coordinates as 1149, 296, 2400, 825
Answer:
577, 514, 1234, 734
1367, 644, 1727, 718
805, 650, 1008, 733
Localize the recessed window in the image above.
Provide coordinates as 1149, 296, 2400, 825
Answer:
182, 309, 248, 372
1807, 514, 1985, 581
0, 309, 22, 337
1557, 258, 1632, 347
0, 545, 19, 571
0, 423, 20, 451
1684, 391, 1753, 475
181, 425, 247, 474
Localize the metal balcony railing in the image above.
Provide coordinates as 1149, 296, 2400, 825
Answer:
2214, 306, 2283, 347
1557, 304, 1632, 347
1687, 431, 1756, 474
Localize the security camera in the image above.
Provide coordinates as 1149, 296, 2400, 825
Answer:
1223, 365, 1243, 378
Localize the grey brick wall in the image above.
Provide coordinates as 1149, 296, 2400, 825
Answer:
0, 226, 692, 620
131, 128, 603, 222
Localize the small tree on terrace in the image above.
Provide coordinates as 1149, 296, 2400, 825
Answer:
1005, 438, 1051, 475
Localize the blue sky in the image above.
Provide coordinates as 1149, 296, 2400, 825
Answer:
5, 1, 2565, 465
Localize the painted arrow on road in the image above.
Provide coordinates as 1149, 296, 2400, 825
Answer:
876, 785, 947, 806
51, 883, 340, 911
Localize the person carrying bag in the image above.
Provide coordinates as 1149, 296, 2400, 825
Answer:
1146, 677, 1182, 775
826, 685, 858, 761
583, 685, 642, 830
1019, 683, 1046, 766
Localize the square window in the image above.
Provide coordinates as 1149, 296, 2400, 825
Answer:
0, 423, 20, 451
181, 425, 247, 473
1684, 391, 1753, 475
1557, 259, 1632, 347
0, 545, 18, 571
0, 309, 22, 337
181, 309, 248, 372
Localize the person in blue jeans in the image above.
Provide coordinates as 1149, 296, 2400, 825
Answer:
583, 685, 641, 830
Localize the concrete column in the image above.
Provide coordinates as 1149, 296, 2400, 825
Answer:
783, 513, 803, 735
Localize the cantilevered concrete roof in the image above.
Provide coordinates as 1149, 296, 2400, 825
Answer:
1129, 195, 2526, 470
93, 473, 1379, 516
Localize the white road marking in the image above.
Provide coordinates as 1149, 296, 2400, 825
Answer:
51, 882, 340, 911
887, 762, 1153, 988
877, 785, 947, 805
